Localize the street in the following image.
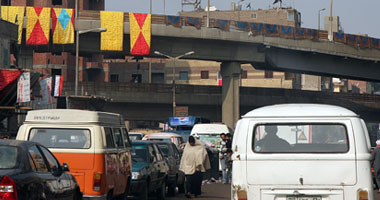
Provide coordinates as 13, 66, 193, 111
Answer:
166, 182, 230, 200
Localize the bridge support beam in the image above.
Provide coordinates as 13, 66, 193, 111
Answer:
221, 62, 240, 130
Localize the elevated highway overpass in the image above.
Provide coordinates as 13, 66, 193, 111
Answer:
17, 10, 380, 128
62, 82, 380, 124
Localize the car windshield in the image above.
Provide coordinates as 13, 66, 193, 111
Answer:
132, 145, 148, 162
196, 134, 221, 148
0, 146, 18, 169
253, 124, 349, 153
29, 128, 91, 149
157, 144, 171, 156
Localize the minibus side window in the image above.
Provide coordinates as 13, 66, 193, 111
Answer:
105, 127, 115, 148
122, 128, 132, 148
112, 128, 124, 148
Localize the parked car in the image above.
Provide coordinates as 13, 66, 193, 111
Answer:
129, 132, 145, 140
153, 141, 185, 196
130, 141, 169, 200
143, 132, 184, 149
0, 139, 81, 200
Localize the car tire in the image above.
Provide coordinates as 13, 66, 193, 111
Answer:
140, 181, 149, 200
156, 181, 166, 200
167, 183, 176, 197
178, 182, 185, 194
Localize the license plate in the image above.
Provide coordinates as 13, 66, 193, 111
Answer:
286, 196, 322, 200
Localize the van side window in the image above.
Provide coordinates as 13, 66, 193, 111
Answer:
122, 128, 132, 148
105, 127, 115, 148
112, 128, 124, 148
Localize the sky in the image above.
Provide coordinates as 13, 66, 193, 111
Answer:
105, 0, 380, 38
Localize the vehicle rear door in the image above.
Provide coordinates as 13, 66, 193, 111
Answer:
112, 127, 127, 195
246, 119, 356, 198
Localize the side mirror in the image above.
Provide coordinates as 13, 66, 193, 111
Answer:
62, 163, 70, 172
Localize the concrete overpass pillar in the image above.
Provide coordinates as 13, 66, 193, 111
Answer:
221, 62, 240, 130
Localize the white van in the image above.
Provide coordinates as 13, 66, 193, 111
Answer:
231, 104, 373, 200
190, 123, 230, 148
16, 109, 132, 200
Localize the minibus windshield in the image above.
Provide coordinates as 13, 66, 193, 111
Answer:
253, 124, 348, 153
29, 128, 91, 149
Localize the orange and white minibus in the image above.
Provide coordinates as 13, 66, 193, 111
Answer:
16, 109, 132, 200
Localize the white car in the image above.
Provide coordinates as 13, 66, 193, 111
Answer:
143, 132, 184, 149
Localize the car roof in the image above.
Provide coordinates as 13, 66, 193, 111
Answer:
0, 139, 40, 147
243, 104, 358, 118
144, 132, 181, 138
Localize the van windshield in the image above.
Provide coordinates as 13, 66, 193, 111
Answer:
253, 124, 348, 153
29, 128, 91, 149
196, 134, 221, 148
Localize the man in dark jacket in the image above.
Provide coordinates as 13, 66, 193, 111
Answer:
371, 140, 380, 193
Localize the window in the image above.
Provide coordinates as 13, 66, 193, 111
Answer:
201, 71, 209, 79
253, 124, 348, 153
122, 128, 132, 148
152, 73, 164, 83
29, 128, 91, 149
148, 145, 157, 162
0, 146, 18, 169
153, 145, 163, 161
52, 0, 62, 5
288, 11, 295, 21
241, 70, 248, 79
264, 70, 273, 79
105, 127, 115, 148
179, 71, 188, 81
1, 0, 10, 6
39, 146, 60, 172
251, 13, 257, 19
110, 74, 119, 82
29, 146, 48, 172
131, 74, 142, 83
285, 72, 293, 80
112, 128, 124, 148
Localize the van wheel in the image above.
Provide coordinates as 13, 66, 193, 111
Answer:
118, 177, 131, 200
106, 190, 113, 200
156, 181, 166, 200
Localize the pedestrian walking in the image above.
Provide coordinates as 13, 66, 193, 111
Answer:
371, 140, 380, 193
180, 136, 211, 198
219, 133, 229, 184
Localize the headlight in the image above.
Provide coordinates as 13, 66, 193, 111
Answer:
132, 172, 141, 180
